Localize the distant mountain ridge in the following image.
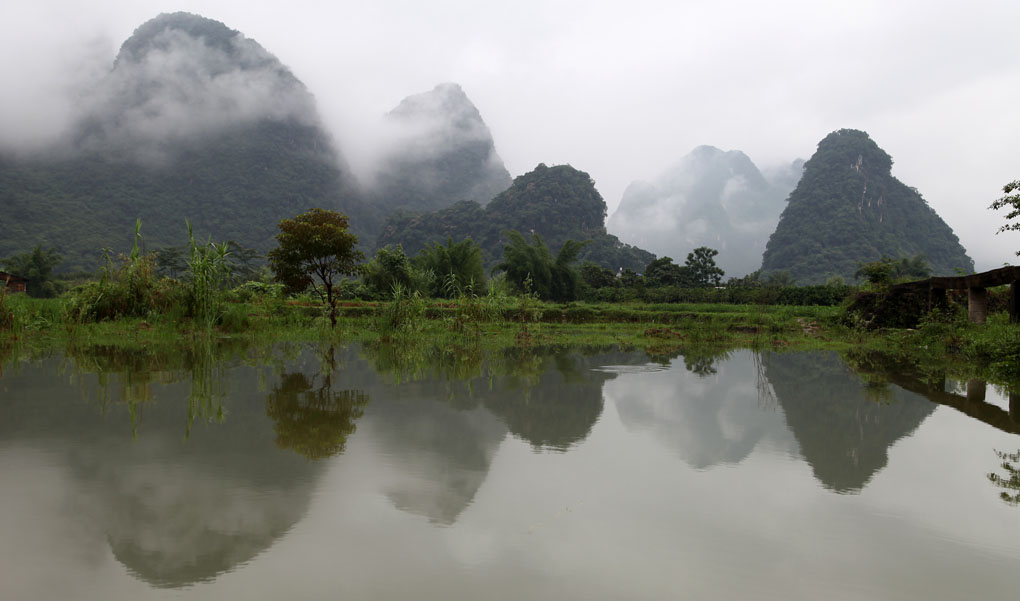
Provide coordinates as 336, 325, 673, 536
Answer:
377, 163, 655, 271
761, 129, 973, 283
608, 146, 802, 277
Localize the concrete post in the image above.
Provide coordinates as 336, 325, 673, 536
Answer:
968, 286, 988, 324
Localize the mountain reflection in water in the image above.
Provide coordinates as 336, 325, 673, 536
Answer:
0, 350, 322, 589
1, 341, 1019, 600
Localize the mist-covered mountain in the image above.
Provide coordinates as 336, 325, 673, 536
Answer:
367, 83, 512, 214
377, 163, 655, 271
760, 129, 974, 284
608, 146, 802, 277
0, 12, 367, 270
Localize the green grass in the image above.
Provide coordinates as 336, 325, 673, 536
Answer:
3, 293, 1018, 390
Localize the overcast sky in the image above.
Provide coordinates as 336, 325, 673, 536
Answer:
2, 0, 1018, 269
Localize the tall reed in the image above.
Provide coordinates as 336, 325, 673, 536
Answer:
186, 221, 232, 329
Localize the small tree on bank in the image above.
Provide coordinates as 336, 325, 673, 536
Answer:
685, 246, 724, 287
268, 208, 364, 328
990, 179, 1020, 255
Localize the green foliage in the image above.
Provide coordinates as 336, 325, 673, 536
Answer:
268, 208, 364, 328
892, 255, 932, 280
988, 448, 1020, 506
989, 179, 1020, 255
855, 255, 932, 288
644, 256, 691, 287
495, 230, 587, 302
765, 271, 797, 287
2, 244, 63, 298
65, 251, 183, 323
265, 365, 369, 460
760, 129, 973, 283
579, 261, 618, 289
413, 237, 487, 298
727, 270, 763, 288
376, 164, 654, 272
151, 246, 187, 280
226, 281, 285, 303
0, 117, 373, 273
225, 240, 265, 284
378, 283, 429, 339
855, 257, 897, 287
65, 221, 237, 325
363, 244, 433, 299
617, 283, 854, 307
685, 246, 725, 287
185, 221, 233, 328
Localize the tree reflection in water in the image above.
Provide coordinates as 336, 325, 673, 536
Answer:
265, 346, 369, 460
988, 448, 1020, 505
0, 343, 325, 589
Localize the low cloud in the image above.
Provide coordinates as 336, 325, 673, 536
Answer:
70, 26, 318, 164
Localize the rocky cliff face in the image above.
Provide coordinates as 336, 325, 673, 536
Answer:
760, 129, 973, 283
608, 146, 801, 277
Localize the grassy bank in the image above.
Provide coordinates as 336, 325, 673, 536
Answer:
2, 291, 1018, 389
2, 291, 842, 350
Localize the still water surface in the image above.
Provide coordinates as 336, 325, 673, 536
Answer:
1, 343, 1018, 600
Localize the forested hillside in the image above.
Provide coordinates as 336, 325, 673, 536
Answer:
377, 164, 655, 270
0, 12, 367, 270
760, 129, 973, 283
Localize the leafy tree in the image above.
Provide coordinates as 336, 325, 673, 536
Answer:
893, 255, 931, 280
578, 261, 617, 289
989, 180, 1020, 255
225, 240, 264, 284
265, 371, 369, 460
855, 255, 931, 286
151, 246, 187, 280
644, 256, 691, 288
2, 244, 62, 298
685, 247, 725, 287
413, 237, 487, 297
618, 268, 642, 288
362, 244, 432, 298
727, 270, 763, 288
268, 208, 364, 328
854, 257, 896, 287
495, 230, 587, 301
988, 448, 1020, 506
